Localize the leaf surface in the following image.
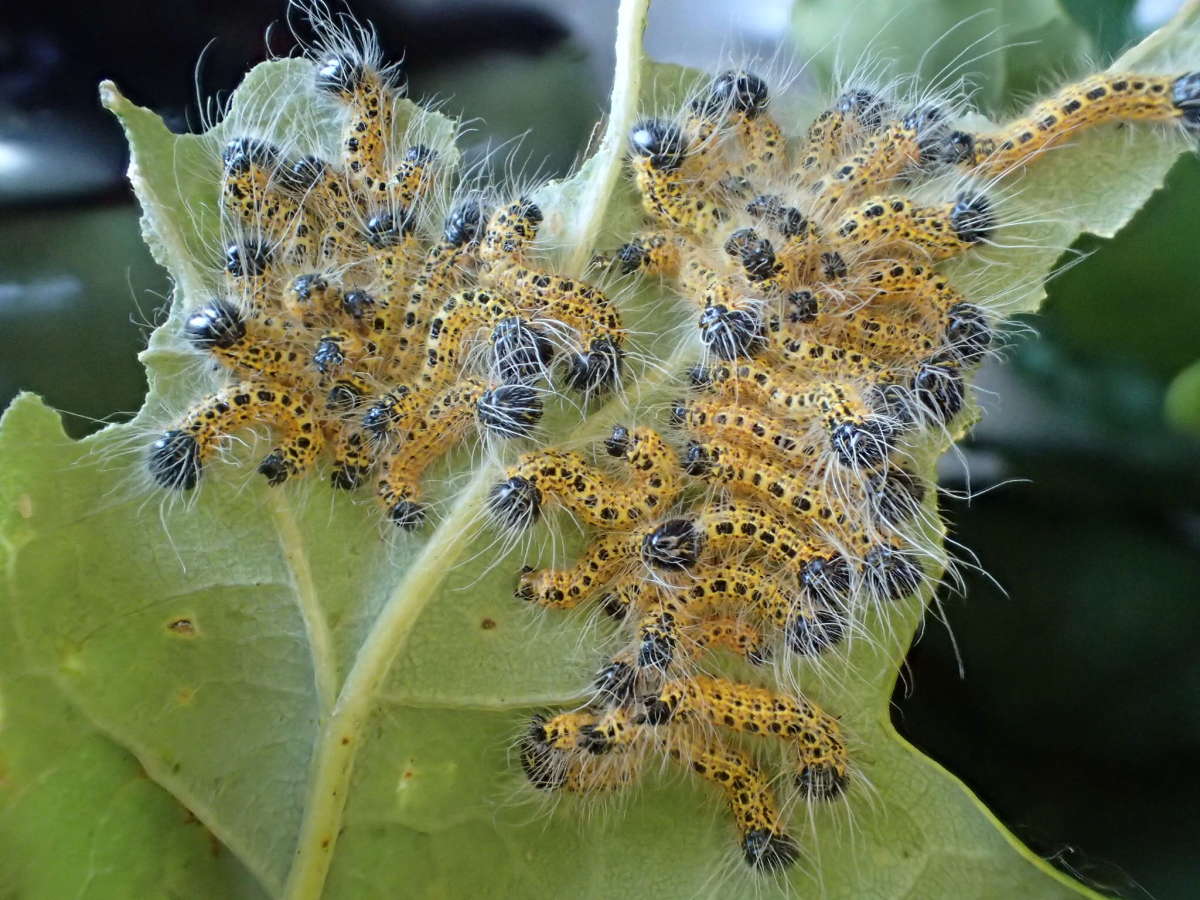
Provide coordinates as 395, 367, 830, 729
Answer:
2, 2, 1198, 896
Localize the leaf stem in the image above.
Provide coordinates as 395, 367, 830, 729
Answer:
280, 464, 497, 900
267, 492, 337, 720
561, 0, 651, 276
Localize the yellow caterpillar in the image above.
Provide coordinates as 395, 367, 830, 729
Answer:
126, 2, 1200, 877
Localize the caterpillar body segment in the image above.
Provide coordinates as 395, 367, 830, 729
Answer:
515, 531, 642, 610
519, 713, 642, 795
361, 226, 423, 346
796, 88, 891, 175
219, 139, 308, 246
662, 732, 799, 871
314, 53, 398, 190
148, 381, 322, 490
806, 114, 935, 211
381, 201, 485, 379
769, 334, 893, 381
596, 557, 848, 670
390, 144, 440, 211
689, 70, 788, 183
283, 272, 343, 326
684, 616, 768, 665
473, 198, 628, 394
374, 377, 543, 528
374, 383, 481, 528
183, 300, 308, 387
696, 359, 902, 469
417, 289, 521, 388
488, 426, 682, 531
646, 675, 850, 799
640, 503, 840, 583
483, 263, 625, 393
622, 580, 766, 671
518, 709, 646, 794
629, 119, 727, 237
329, 422, 375, 491
961, 72, 1200, 175
681, 563, 848, 657
682, 440, 886, 536
609, 231, 684, 278
833, 193, 995, 260
670, 396, 824, 468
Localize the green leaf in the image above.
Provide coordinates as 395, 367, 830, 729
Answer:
2, 1, 1198, 897
791, 0, 1095, 110
1165, 358, 1200, 436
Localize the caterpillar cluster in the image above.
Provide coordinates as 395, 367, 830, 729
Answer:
138, 4, 1200, 879
146, 25, 627, 529
489, 67, 1200, 870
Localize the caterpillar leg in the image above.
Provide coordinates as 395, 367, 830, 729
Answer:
148, 381, 322, 490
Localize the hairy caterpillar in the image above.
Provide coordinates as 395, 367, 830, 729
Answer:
96, 0, 1200, 889
141, 14, 636, 530
498, 45, 1200, 875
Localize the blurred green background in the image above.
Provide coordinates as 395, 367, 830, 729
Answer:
1, 1, 1197, 897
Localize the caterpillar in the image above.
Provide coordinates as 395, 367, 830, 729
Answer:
103, 0, 1200, 888
502, 47, 1200, 875
141, 14, 635, 528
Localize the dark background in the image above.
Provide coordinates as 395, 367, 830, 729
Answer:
1, 1, 1197, 897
